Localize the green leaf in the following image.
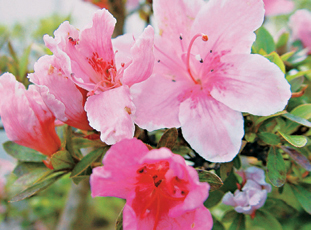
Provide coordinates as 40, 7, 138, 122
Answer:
278, 131, 307, 147
258, 132, 281, 146
18, 44, 32, 79
233, 155, 241, 169
252, 27, 275, 54
281, 51, 295, 62
265, 52, 285, 73
276, 32, 289, 48
3, 141, 46, 162
289, 183, 311, 214
254, 111, 286, 126
204, 190, 225, 208
157, 128, 178, 149
9, 172, 65, 202
212, 216, 225, 230
220, 162, 234, 181
267, 147, 286, 187
72, 137, 105, 149
283, 112, 311, 128
229, 213, 245, 230
51, 150, 75, 170
197, 169, 223, 191
290, 104, 311, 120
252, 210, 282, 230
286, 70, 311, 82
263, 197, 298, 219
13, 162, 52, 186
222, 210, 238, 223
115, 207, 123, 230
72, 176, 90, 185
70, 147, 108, 178
281, 146, 311, 171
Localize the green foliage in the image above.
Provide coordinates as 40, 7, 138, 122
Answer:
267, 147, 287, 187
252, 26, 275, 54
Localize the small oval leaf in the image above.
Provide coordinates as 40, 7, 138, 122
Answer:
3, 141, 46, 162
70, 147, 108, 178
267, 147, 286, 187
282, 113, 311, 128
258, 132, 281, 146
196, 169, 223, 191
281, 146, 311, 171
157, 128, 178, 149
51, 150, 75, 170
278, 131, 307, 147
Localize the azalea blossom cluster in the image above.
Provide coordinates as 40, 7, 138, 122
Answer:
222, 167, 272, 216
0, 0, 294, 228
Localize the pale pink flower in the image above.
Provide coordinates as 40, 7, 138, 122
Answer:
222, 180, 269, 215
263, 0, 294, 16
90, 138, 213, 230
132, 0, 291, 162
0, 73, 61, 157
28, 53, 92, 130
44, 9, 154, 145
289, 9, 311, 54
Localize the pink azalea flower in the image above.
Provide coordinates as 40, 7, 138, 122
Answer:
132, 0, 291, 162
90, 138, 213, 230
263, 0, 294, 16
222, 179, 269, 215
28, 53, 92, 131
0, 73, 61, 157
44, 9, 154, 145
289, 9, 311, 54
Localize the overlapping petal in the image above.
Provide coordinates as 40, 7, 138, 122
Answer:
179, 93, 244, 162
85, 86, 135, 145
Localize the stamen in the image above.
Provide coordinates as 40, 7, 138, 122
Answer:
179, 33, 185, 52
186, 33, 208, 84
154, 45, 186, 71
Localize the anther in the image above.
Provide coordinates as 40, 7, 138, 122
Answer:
179, 34, 183, 40
202, 34, 208, 41
157, 60, 160, 63
200, 59, 203, 63
211, 69, 214, 72
210, 50, 213, 53
121, 63, 125, 67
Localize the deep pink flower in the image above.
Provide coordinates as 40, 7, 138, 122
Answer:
28, 53, 92, 130
263, 0, 294, 16
132, 0, 291, 162
0, 73, 61, 157
90, 138, 212, 230
289, 9, 311, 54
44, 9, 154, 145
222, 167, 271, 215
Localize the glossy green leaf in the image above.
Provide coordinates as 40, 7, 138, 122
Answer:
278, 131, 307, 147
13, 162, 50, 177
220, 162, 234, 181
254, 111, 286, 126
10, 172, 65, 202
290, 104, 311, 120
252, 27, 275, 54
282, 112, 311, 128
157, 128, 178, 149
265, 52, 285, 73
281, 51, 295, 61
289, 183, 311, 214
267, 147, 286, 187
51, 150, 75, 170
229, 213, 245, 230
252, 210, 282, 230
197, 169, 223, 191
281, 146, 311, 171
233, 155, 241, 169
3, 141, 46, 162
258, 132, 281, 146
70, 147, 108, 178
115, 208, 123, 230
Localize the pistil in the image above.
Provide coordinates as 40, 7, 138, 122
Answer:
186, 33, 208, 84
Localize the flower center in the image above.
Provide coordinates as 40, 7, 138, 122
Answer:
86, 52, 130, 96
186, 33, 208, 84
135, 161, 189, 230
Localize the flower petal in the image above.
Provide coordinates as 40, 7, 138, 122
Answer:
179, 93, 244, 162
210, 54, 291, 116
85, 86, 135, 145
131, 74, 188, 131
191, 0, 264, 56
90, 138, 149, 198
